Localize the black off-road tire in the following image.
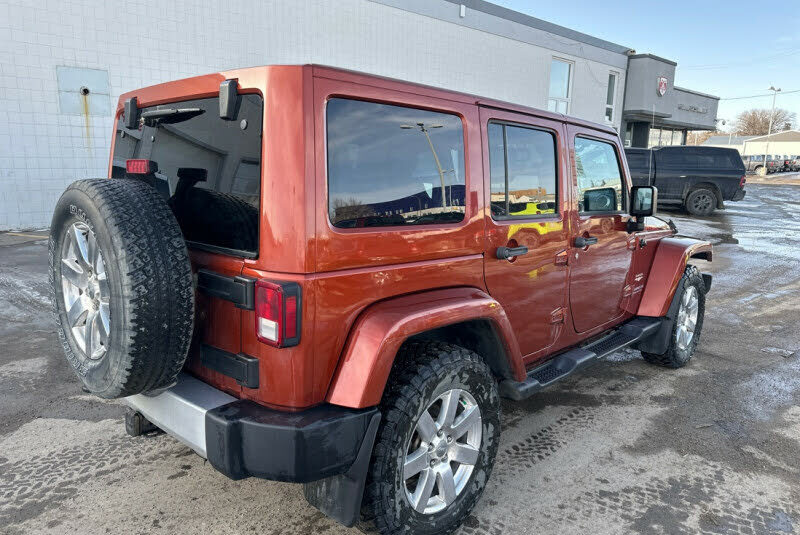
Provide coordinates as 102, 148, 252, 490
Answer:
685, 188, 717, 216
359, 342, 501, 535
49, 179, 194, 398
642, 265, 706, 368
169, 188, 258, 252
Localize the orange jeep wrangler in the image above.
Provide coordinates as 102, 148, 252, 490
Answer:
49, 65, 712, 535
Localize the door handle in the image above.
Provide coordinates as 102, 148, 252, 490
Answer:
574, 236, 598, 248
496, 246, 529, 260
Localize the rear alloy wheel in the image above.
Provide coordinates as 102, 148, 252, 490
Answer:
685, 188, 716, 216
403, 389, 482, 514
359, 342, 500, 535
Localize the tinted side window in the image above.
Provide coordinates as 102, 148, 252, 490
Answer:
488, 123, 557, 219
575, 137, 624, 213
625, 150, 649, 172
326, 99, 466, 228
112, 95, 263, 256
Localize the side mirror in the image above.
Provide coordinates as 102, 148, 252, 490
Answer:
583, 187, 617, 212
630, 186, 657, 217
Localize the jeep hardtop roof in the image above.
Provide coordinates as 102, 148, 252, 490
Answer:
115, 64, 618, 137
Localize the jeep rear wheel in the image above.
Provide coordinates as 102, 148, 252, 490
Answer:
359, 342, 500, 535
642, 265, 706, 368
49, 179, 194, 398
685, 188, 716, 216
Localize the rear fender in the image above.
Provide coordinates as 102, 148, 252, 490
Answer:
638, 237, 712, 318
325, 287, 524, 409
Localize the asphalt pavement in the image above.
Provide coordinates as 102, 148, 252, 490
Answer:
1, 183, 799, 534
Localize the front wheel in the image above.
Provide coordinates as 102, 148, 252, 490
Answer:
359, 342, 500, 535
642, 265, 706, 368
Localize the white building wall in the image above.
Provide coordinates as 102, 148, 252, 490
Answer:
0, 0, 627, 229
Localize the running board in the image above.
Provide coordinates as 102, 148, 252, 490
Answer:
499, 317, 661, 401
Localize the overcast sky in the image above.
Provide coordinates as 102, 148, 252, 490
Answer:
494, 0, 800, 130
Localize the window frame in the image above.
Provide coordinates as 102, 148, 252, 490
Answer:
605, 72, 618, 123
574, 134, 628, 216
323, 96, 469, 232
547, 57, 574, 115
487, 119, 560, 221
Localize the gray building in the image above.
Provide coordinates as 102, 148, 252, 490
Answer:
0, 0, 718, 229
621, 54, 720, 148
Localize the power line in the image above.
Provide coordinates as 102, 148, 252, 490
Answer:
719, 88, 800, 101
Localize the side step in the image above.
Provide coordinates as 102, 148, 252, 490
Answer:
499, 317, 661, 401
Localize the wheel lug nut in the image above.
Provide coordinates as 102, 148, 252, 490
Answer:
430, 460, 436, 467
447, 436, 452, 443
437, 430, 443, 437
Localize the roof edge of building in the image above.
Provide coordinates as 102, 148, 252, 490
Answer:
436, 0, 632, 54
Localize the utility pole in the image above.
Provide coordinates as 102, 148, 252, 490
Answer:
763, 86, 781, 174
401, 122, 447, 208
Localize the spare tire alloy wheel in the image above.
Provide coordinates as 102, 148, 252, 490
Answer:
60, 222, 110, 360
404, 389, 482, 514
50, 179, 194, 399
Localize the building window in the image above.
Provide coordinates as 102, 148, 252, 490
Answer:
605, 72, 617, 122
548, 58, 573, 114
326, 98, 466, 228
488, 122, 558, 219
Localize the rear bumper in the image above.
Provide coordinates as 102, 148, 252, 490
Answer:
125, 373, 378, 483
732, 189, 746, 201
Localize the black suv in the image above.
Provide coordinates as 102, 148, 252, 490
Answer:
625, 146, 746, 216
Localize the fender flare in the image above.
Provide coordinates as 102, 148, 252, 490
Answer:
637, 237, 712, 318
325, 287, 525, 408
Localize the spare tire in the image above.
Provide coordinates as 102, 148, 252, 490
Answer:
169, 188, 258, 253
49, 179, 194, 398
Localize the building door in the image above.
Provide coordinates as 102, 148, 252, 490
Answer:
481, 107, 570, 361
567, 128, 634, 333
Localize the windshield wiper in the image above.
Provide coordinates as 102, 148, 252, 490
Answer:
141, 107, 204, 126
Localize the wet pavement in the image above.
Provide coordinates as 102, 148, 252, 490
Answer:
1, 184, 799, 534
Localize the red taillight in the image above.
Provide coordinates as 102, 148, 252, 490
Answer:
254, 280, 301, 347
125, 159, 157, 174
740, 175, 746, 187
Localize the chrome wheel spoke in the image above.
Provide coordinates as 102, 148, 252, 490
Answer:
436, 464, 457, 506
67, 296, 89, 327
97, 272, 110, 299
87, 231, 99, 271
98, 303, 111, 338
70, 225, 91, 271
451, 405, 480, 439
439, 389, 461, 428
450, 443, 479, 465
84, 309, 97, 358
404, 447, 428, 479
410, 469, 436, 512
61, 259, 87, 288
416, 411, 438, 442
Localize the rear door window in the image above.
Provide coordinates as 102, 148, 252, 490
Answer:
113, 95, 263, 256
326, 98, 466, 228
487, 122, 558, 219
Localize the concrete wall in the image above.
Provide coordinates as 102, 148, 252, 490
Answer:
0, 0, 627, 229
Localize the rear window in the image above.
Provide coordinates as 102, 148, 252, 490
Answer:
112, 95, 263, 257
326, 98, 466, 228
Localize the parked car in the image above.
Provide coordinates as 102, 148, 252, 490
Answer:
780, 155, 795, 172
789, 156, 800, 172
49, 65, 713, 535
625, 146, 746, 216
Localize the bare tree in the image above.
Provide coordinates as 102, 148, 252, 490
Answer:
686, 130, 722, 146
733, 108, 796, 135
331, 197, 375, 223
